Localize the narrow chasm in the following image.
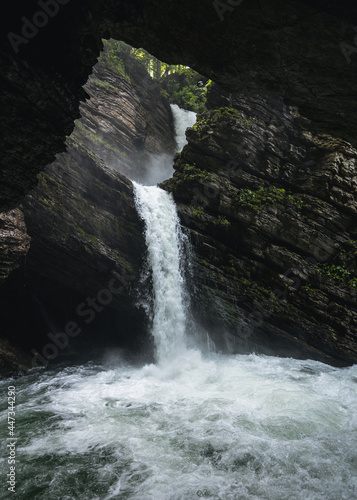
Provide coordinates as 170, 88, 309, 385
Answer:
0, 39, 357, 500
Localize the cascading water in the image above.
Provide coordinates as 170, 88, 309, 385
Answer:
1, 107, 357, 500
170, 104, 197, 151
131, 104, 195, 362
133, 183, 187, 363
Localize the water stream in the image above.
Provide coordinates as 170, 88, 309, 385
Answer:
1, 354, 357, 499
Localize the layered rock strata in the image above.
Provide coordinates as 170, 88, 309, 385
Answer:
163, 88, 357, 366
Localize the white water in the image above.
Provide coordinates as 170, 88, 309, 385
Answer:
130, 105, 196, 186
170, 104, 197, 152
2, 354, 357, 499
133, 183, 187, 364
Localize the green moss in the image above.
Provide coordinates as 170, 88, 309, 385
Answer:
317, 264, 357, 288
91, 77, 121, 94
192, 118, 210, 134
75, 225, 99, 243
242, 281, 283, 313
190, 204, 205, 219
40, 197, 56, 211
221, 266, 239, 276
74, 121, 128, 158
301, 284, 319, 293
99, 39, 132, 82
235, 185, 303, 211
182, 164, 216, 182
37, 172, 48, 188
217, 215, 231, 228
214, 107, 242, 119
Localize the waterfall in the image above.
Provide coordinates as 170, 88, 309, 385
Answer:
170, 104, 197, 151
133, 182, 187, 363
130, 105, 196, 362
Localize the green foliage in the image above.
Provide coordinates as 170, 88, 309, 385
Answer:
182, 164, 216, 182
301, 284, 319, 293
129, 45, 209, 112
214, 107, 241, 119
317, 264, 357, 288
340, 239, 357, 255
99, 39, 131, 81
190, 204, 205, 219
212, 108, 254, 127
160, 70, 210, 113
235, 185, 303, 210
74, 120, 128, 158
192, 118, 210, 134
91, 77, 121, 94
217, 215, 231, 228
99, 40, 209, 113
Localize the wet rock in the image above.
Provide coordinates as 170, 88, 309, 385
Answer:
163, 88, 357, 366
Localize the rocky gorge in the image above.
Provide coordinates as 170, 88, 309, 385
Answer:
0, 42, 176, 375
0, 37, 357, 375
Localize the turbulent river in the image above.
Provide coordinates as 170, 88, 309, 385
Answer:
1, 353, 357, 499
1, 106, 357, 499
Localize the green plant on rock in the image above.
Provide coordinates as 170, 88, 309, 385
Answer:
235, 185, 285, 206
301, 283, 320, 293
91, 77, 121, 94
99, 39, 131, 82
350, 278, 357, 288
235, 185, 303, 210
192, 118, 210, 134
317, 264, 357, 288
190, 204, 205, 219
182, 164, 216, 182
217, 215, 231, 228
344, 240, 357, 255
214, 107, 241, 119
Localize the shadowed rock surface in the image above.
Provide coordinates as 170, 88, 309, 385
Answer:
1, 0, 357, 210
0, 47, 176, 371
162, 85, 357, 366
0, 208, 30, 285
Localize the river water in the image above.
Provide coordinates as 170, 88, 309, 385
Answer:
1, 352, 357, 499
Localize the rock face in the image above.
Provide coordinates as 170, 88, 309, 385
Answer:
0, 45, 176, 370
0, 209, 30, 285
76, 43, 176, 181
1, 0, 357, 210
163, 86, 357, 366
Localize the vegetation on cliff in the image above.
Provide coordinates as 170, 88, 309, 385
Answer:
101, 39, 210, 113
